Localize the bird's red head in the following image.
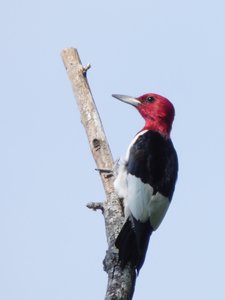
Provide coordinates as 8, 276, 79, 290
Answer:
112, 93, 175, 138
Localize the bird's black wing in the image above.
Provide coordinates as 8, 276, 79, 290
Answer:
128, 130, 178, 199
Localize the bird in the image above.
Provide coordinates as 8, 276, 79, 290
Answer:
112, 93, 178, 273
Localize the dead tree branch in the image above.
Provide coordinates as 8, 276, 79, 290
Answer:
86, 202, 104, 212
61, 48, 136, 300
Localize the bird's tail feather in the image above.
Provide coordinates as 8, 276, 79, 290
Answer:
115, 215, 152, 273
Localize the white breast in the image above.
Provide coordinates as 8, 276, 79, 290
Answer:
114, 130, 148, 199
114, 158, 128, 200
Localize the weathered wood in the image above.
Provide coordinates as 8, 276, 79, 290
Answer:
61, 48, 136, 300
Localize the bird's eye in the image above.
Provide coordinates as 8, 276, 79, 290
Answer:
146, 96, 155, 103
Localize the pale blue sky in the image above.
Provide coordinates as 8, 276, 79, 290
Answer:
1, 0, 225, 299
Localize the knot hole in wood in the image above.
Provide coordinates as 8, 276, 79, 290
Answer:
93, 138, 101, 151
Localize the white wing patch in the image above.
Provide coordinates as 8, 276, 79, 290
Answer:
126, 174, 153, 221
148, 192, 170, 230
127, 174, 170, 230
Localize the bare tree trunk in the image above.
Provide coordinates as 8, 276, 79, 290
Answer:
61, 48, 136, 300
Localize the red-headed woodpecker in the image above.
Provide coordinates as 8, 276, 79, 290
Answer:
112, 93, 178, 273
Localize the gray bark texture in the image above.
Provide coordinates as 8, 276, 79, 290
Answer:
61, 48, 136, 300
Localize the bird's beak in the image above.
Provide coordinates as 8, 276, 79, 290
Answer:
112, 94, 140, 107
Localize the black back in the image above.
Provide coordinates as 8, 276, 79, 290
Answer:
128, 131, 178, 199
